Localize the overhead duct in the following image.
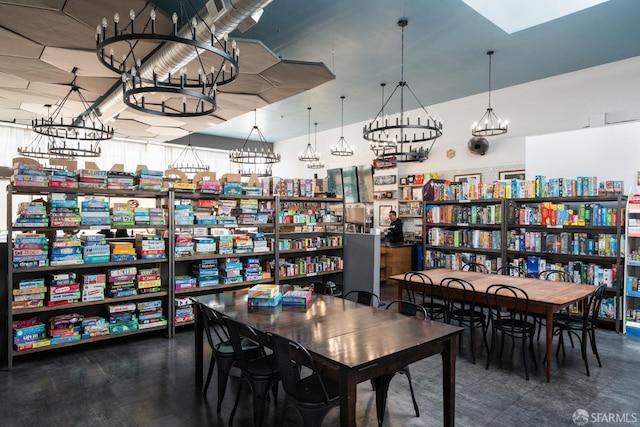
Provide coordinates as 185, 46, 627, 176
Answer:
94, 0, 273, 121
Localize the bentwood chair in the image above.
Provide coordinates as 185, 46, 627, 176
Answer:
553, 284, 606, 376
462, 262, 489, 273
198, 304, 260, 413
485, 284, 537, 380
494, 265, 525, 277
535, 270, 573, 340
440, 278, 488, 364
374, 300, 428, 424
225, 317, 280, 427
343, 290, 381, 307
266, 332, 340, 427
402, 271, 446, 321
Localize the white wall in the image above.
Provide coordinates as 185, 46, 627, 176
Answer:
273, 55, 640, 182
526, 121, 640, 191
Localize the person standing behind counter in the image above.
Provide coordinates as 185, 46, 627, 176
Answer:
386, 210, 404, 243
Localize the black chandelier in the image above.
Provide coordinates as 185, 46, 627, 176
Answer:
369, 83, 429, 163
48, 139, 102, 158
298, 107, 321, 162
96, 1, 239, 117
17, 134, 72, 160
169, 142, 210, 173
307, 123, 325, 169
31, 68, 114, 146
229, 109, 281, 177
330, 96, 354, 157
472, 50, 508, 136
363, 18, 442, 160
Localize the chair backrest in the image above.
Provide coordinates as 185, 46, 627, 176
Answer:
402, 271, 434, 304
198, 303, 230, 350
440, 278, 478, 321
385, 300, 428, 320
495, 265, 524, 277
462, 262, 489, 273
537, 269, 572, 282
343, 290, 380, 307
584, 285, 607, 329
224, 316, 265, 371
485, 284, 530, 328
267, 332, 333, 403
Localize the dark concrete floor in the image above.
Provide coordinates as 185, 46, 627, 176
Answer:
1, 283, 639, 427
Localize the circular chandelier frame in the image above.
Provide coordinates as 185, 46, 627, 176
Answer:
96, 3, 239, 117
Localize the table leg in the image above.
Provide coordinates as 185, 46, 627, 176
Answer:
397, 280, 404, 301
545, 307, 553, 382
339, 372, 358, 427
194, 303, 204, 386
441, 336, 457, 427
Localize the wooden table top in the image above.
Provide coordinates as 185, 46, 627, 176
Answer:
388, 268, 596, 307
195, 291, 462, 369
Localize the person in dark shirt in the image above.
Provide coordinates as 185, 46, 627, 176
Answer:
386, 210, 404, 243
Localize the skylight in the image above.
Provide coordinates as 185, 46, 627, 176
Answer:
461, 0, 609, 34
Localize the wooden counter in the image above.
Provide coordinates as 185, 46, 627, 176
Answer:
380, 244, 413, 283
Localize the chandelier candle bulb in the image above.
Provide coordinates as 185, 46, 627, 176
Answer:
129, 9, 135, 33
150, 9, 156, 33
114, 13, 119, 33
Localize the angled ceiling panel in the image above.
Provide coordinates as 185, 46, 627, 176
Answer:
0, 4, 95, 49
180, 115, 225, 133
0, 88, 60, 105
40, 47, 116, 78
0, 27, 43, 58
0, 57, 72, 84
0, 97, 20, 108
235, 39, 280, 74
221, 73, 273, 95
0, 0, 65, 9
260, 60, 335, 89
0, 71, 29, 89
64, 0, 173, 36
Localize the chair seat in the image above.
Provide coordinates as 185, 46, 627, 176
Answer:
293, 375, 340, 406
216, 336, 260, 355
246, 353, 279, 378
496, 319, 536, 335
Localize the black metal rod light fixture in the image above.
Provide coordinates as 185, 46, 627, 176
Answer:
298, 107, 321, 162
307, 123, 325, 169
169, 142, 210, 173
229, 109, 281, 177
472, 50, 508, 136
331, 96, 354, 156
363, 18, 443, 162
31, 67, 113, 158
96, 1, 239, 117
17, 134, 72, 160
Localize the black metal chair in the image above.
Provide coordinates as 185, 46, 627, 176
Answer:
485, 284, 537, 380
462, 262, 489, 273
535, 270, 573, 340
266, 332, 340, 427
198, 303, 261, 413
553, 285, 606, 376
495, 265, 524, 277
402, 271, 446, 321
440, 277, 488, 364
225, 317, 280, 427
343, 290, 381, 307
373, 300, 428, 424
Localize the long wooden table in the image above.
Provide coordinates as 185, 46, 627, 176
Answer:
388, 268, 597, 382
194, 291, 462, 427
